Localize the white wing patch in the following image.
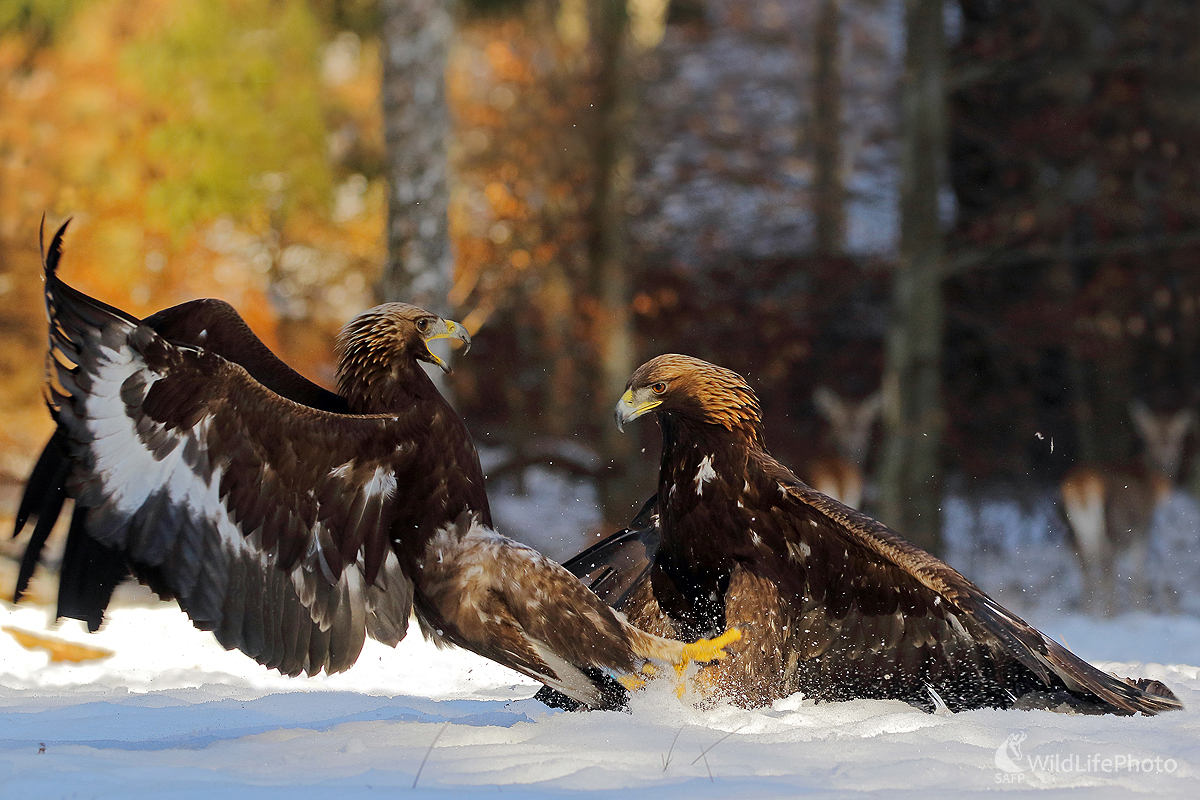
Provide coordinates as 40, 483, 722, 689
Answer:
364, 464, 397, 500
82, 370, 173, 518
81, 352, 251, 566
63, 316, 384, 675
695, 454, 717, 495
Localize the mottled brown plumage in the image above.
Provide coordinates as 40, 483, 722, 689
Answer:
336, 303, 463, 411
559, 353, 1181, 715
13, 223, 734, 709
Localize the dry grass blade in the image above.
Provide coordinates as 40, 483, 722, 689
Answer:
412, 720, 451, 789
662, 725, 684, 771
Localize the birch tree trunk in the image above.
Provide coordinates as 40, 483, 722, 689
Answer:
876, 0, 946, 554
379, 0, 454, 316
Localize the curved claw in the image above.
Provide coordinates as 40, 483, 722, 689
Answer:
673, 628, 741, 697
676, 628, 742, 670
621, 626, 741, 700
618, 673, 649, 692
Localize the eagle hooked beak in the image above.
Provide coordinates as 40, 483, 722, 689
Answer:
423, 318, 472, 373
615, 388, 661, 432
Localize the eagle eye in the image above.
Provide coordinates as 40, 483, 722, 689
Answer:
651, 381, 667, 395
416, 318, 431, 333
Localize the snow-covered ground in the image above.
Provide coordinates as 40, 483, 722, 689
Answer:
3, 475, 1199, 798
2, 601, 1199, 798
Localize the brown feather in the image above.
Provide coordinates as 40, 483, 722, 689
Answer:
565, 353, 1182, 715
20, 226, 733, 711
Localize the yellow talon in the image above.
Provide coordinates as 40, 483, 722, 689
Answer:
673, 628, 742, 697
617, 661, 661, 694
677, 628, 742, 671
618, 673, 649, 692
620, 627, 742, 699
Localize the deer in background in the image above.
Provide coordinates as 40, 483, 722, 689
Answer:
1060, 401, 1195, 616
805, 387, 882, 510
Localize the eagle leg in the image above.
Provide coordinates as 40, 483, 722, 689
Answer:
676, 627, 742, 667
624, 626, 742, 697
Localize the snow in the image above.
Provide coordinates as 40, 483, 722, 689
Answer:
4, 475, 1200, 797
2, 594, 1198, 797
488, 464, 603, 564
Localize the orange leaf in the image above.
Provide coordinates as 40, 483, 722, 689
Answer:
2, 626, 114, 663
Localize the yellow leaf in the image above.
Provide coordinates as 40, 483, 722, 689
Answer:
2, 626, 114, 663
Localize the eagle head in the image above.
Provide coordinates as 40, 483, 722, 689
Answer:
336, 303, 471, 407
615, 354, 764, 443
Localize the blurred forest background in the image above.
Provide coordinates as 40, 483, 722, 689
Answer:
2, 0, 1200, 596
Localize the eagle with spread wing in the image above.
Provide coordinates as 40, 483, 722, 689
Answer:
549, 354, 1181, 715
11, 224, 734, 709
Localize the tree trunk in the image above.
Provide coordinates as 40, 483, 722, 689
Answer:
812, 0, 844, 256
877, 0, 946, 555
589, 0, 662, 527
378, 0, 454, 316
533, 0, 589, 440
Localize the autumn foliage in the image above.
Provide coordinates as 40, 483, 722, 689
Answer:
0, 0, 386, 478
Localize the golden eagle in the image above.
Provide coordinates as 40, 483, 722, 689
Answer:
12, 225, 734, 709
549, 354, 1181, 715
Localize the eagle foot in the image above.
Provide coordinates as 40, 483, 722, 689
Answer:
617, 661, 662, 693
676, 628, 741, 669
623, 626, 740, 699
618, 672, 649, 692
673, 628, 742, 697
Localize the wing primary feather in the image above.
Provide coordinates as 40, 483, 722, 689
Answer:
278, 576, 307, 676
56, 509, 129, 631
285, 586, 314, 677
306, 608, 333, 677
266, 564, 290, 671
12, 428, 71, 540
216, 552, 248, 654
238, 555, 266, 659
163, 499, 204, 605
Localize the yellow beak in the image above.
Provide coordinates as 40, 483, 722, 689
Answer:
424, 318, 472, 373
614, 388, 661, 432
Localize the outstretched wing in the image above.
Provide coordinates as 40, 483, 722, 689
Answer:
21, 223, 720, 712
585, 456, 1180, 713
142, 298, 349, 413
13, 226, 350, 624
41, 244, 436, 677
747, 457, 1180, 714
